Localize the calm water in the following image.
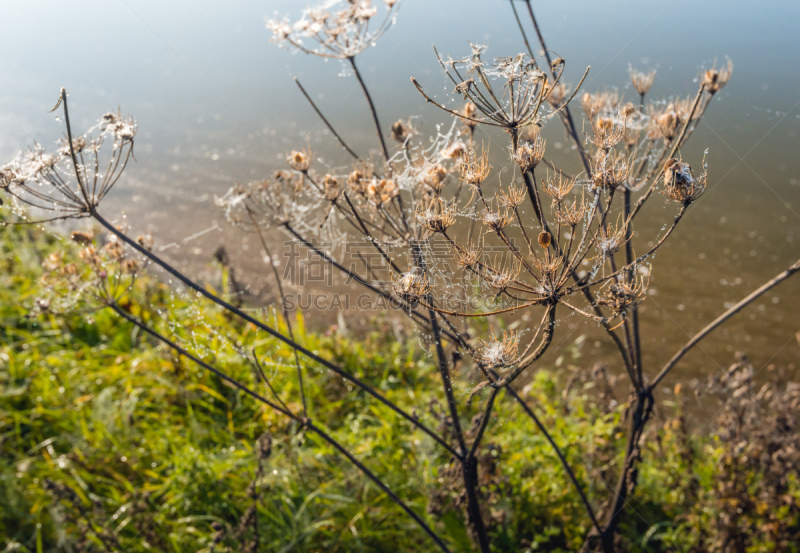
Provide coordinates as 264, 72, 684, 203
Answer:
1, 0, 798, 388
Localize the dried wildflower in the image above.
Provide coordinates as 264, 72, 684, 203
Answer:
554, 197, 587, 227
392, 269, 429, 308
598, 276, 648, 312
662, 158, 707, 204
43, 252, 63, 271
595, 220, 629, 257
461, 102, 479, 131
542, 174, 575, 201
534, 251, 563, 276
217, 174, 306, 228
512, 138, 545, 172
267, 0, 401, 59
442, 140, 467, 160
582, 91, 620, 117
421, 164, 447, 192
70, 230, 94, 246
415, 198, 456, 233
322, 174, 342, 201
481, 208, 514, 232
459, 149, 491, 187
478, 330, 519, 368
347, 166, 369, 196
586, 114, 625, 150
79, 246, 101, 266
103, 240, 125, 260
592, 153, 632, 190
391, 119, 412, 144
653, 104, 683, 142
486, 263, 520, 292
366, 178, 398, 206
455, 241, 483, 269
620, 102, 637, 119
496, 183, 526, 209
413, 46, 581, 135
136, 234, 154, 250
703, 59, 733, 95
121, 258, 139, 274
629, 66, 656, 98
287, 148, 311, 172
0, 89, 136, 221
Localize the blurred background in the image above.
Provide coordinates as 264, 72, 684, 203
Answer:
1, 0, 798, 388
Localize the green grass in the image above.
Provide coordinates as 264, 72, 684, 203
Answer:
1, 222, 798, 552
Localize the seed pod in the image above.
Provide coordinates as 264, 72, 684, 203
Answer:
538, 231, 551, 249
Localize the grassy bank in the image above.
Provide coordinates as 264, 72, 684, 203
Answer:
1, 223, 798, 552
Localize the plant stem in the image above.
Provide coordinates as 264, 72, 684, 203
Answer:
412, 242, 491, 553
348, 56, 389, 163
248, 209, 307, 417
108, 302, 452, 553
91, 210, 458, 458
521, 1, 592, 177
294, 77, 361, 161
649, 258, 800, 390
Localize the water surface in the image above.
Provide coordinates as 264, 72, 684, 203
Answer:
1, 0, 798, 389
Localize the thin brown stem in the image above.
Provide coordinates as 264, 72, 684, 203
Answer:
649, 258, 800, 390
348, 56, 389, 163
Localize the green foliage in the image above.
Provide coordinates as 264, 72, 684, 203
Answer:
1, 223, 798, 552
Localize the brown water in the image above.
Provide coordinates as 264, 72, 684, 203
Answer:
1, 0, 798, 389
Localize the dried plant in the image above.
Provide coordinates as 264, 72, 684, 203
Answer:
3, 2, 798, 553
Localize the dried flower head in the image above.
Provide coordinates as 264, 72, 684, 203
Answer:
512, 138, 545, 172
0, 89, 136, 222
542, 173, 576, 201
554, 197, 587, 227
586, 113, 626, 150
595, 219, 629, 257
629, 66, 656, 97
598, 276, 648, 313
654, 104, 683, 142
415, 198, 456, 233
421, 163, 448, 193
582, 91, 620, 117
461, 102, 479, 131
392, 269, 429, 308
412, 46, 579, 135
442, 140, 468, 160
391, 119, 412, 144
486, 262, 520, 292
136, 234, 154, 251
70, 230, 94, 246
478, 330, 519, 368
481, 207, 514, 232
287, 148, 312, 172
662, 158, 707, 204
702, 59, 733, 95
455, 240, 483, 269
592, 152, 632, 190
103, 239, 125, 260
217, 173, 306, 228
496, 183, 526, 209
347, 163, 372, 196
320, 174, 342, 201
267, 0, 401, 59
364, 178, 397, 206
459, 149, 491, 187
